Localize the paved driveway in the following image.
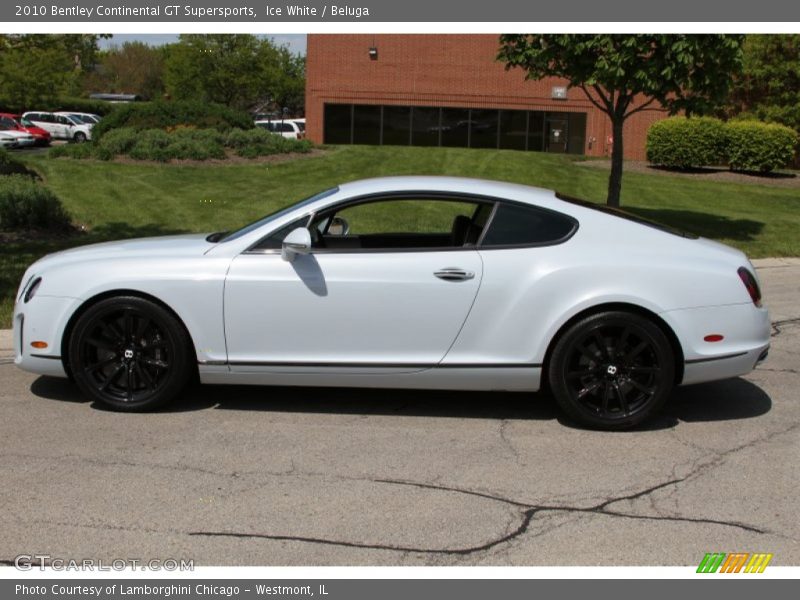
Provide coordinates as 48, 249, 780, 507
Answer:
1, 262, 798, 566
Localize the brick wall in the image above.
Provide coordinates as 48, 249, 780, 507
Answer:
306, 34, 668, 160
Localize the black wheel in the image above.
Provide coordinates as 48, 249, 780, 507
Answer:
68, 296, 194, 411
548, 311, 675, 430
73, 131, 87, 143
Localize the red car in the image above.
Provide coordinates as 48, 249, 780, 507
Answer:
0, 113, 51, 146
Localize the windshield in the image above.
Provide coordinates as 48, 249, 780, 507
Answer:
220, 187, 339, 242
20, 117, 34, 127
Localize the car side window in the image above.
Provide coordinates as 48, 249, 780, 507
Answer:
480, 203, 577, 247
307, 197, 488, 251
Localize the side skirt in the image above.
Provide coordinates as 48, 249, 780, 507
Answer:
198, 365, 541, 392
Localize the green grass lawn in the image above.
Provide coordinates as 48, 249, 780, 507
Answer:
2, 145, 799, 326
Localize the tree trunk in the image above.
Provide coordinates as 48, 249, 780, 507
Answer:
606, 118, 625, 208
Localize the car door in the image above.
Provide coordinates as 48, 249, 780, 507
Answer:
223, 197, 486, 372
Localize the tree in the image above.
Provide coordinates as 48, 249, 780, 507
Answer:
498, 35, 744, 207
163, 34, 304, 112
723, 35, 800, 132
84, 41, 166, 100
0, 34, 106, 108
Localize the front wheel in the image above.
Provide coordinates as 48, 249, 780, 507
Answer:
68, 296, 194, 411
73, 131, 87, 143
548, 311, 675, 430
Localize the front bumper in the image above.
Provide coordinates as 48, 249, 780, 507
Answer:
13, 295, 81, 378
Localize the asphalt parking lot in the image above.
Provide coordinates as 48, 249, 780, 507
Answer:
0, 260, 798, 567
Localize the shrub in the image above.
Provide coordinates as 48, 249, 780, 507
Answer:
225, 128, 313, 158
723, 121, 798, 172
97, 127, 139, 157
0, 175, 71, 230
92, 101, 253, 140
1, 147, 37, 177
646, 117, 727, 169
48, 142, 95, 160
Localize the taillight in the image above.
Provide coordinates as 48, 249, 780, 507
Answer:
737, 267, 762, 307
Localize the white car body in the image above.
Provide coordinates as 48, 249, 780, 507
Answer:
0, 128, 36, 148
13, 177, 770, 427
254, 119, 304, 139
21, 111, 93, 142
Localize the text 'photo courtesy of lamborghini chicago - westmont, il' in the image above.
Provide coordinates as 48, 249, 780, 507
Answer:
13, 176, 770, 429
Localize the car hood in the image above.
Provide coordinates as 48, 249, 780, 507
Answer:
31, 233, 216, 273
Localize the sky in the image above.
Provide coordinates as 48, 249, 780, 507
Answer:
98, 34, 307, 55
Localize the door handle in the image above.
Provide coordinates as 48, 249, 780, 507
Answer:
434, 268, 475, 281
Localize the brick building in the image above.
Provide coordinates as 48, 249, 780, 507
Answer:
305, 34, 668, 160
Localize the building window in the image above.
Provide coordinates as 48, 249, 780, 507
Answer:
323, 103, 587, 155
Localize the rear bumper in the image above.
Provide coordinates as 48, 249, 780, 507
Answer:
661, 302, 770, 385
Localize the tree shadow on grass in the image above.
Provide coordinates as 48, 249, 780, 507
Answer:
624, 206, 764, 242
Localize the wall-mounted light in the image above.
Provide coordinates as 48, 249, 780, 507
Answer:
368, 47, 378, 60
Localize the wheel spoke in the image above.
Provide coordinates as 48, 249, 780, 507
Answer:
577, 379, 603, 399
601, 382, 612, 412
84, 356, 118, 374
135, 362, 157, 390
576, 344, 600, 364
142, 356, 168, 370
566, 367, 600, 380
615, 327, 630, 357
105, 319, 125, 343
623, 341, 649, 364
628, 378, 656, 395
592, 332, 608, 360
123, 311, 134, 342
125, 366, 134, 401
628, 366, 660, 374
135, 316, 151, 341
85, 336, 116, 352
99, 363, 125, 391
614, 381, 629, 413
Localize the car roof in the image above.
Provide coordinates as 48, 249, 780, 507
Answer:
336, 176, 559, 207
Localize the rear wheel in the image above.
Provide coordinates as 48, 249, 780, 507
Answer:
548, 311, 675, 430
68, 296, 193, 411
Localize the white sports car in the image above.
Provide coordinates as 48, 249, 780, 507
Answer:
13, 177, 770, 429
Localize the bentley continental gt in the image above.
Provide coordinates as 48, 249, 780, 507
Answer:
13, 177, 770, 429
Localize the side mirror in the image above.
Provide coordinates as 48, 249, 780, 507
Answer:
281, 227, 312, 262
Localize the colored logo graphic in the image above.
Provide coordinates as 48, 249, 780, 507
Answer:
697, 553, 773, 573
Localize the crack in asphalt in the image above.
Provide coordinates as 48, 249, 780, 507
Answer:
5, 422, 795, 558
771, 317, 800, 337
188, 423, 800, 555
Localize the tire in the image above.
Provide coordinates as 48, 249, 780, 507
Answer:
67, 296, 194, 412
548, 311, 675, 430
73, 131, 87, 143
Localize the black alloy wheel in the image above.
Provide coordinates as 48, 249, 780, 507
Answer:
548, 311, 675, 430
68, 296, 193, 411
73, 131, 87, 143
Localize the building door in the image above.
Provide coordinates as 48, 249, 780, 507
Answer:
545, 116, 568, 153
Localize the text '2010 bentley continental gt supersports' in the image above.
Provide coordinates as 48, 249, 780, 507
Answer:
14, 177, 770, 429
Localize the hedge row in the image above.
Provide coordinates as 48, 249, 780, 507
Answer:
50, 127, 313, 162
91, 101, 253, 140
646, 117, 798, 172
0, 96, 117, 117
0, 174, 72, 231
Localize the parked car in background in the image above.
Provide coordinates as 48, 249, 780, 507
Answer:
0, 121, 36, 148
22, 111, 93, 143
57, 111, 101, 125
255, 119, 304, 139
288, 118, 305, 133
0, 113, 51, 146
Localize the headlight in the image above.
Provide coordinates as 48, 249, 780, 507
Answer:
24, 277, 42, 303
